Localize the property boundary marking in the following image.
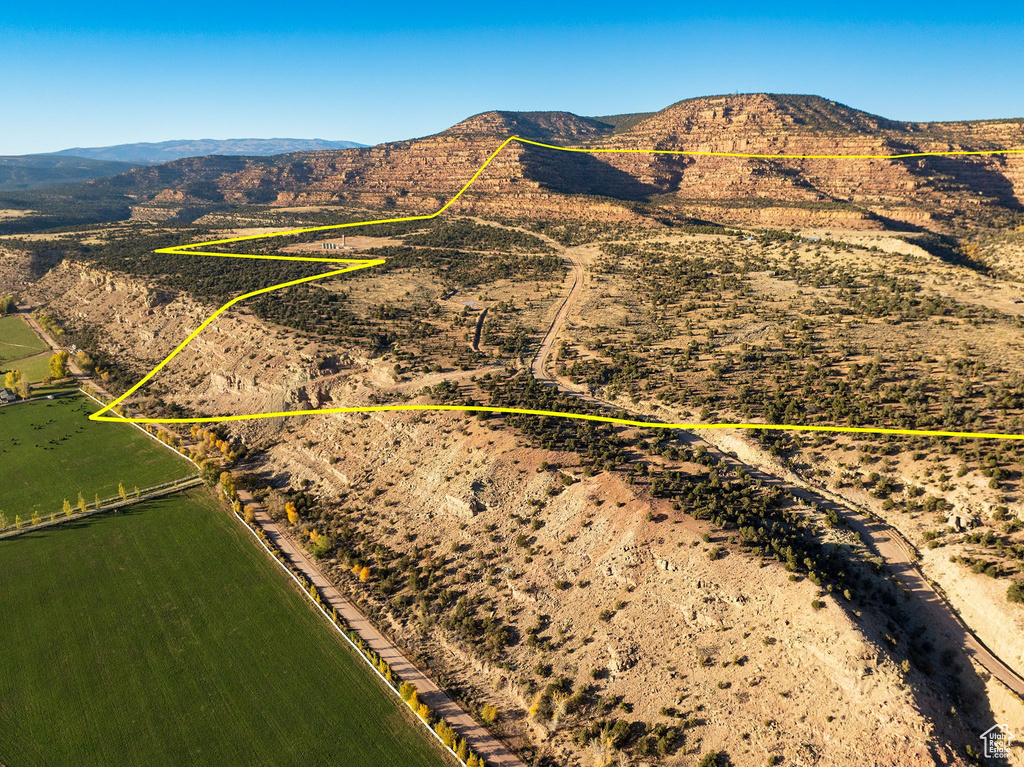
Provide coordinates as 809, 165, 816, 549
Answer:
88, 137, 1024, 440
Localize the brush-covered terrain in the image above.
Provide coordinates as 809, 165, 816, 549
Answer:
3, 93, 1024, 766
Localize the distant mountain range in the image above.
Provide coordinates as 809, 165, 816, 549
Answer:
50, 138, 368, 165
0, 155, 138, 191
2, 95, 1022, 234
0, 139, 368, 191
79, 94, 1022, 231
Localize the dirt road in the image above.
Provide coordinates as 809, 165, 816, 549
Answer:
240, 492, 525, 767
532, 249, 585, 383
17, 309, 524, 761
530, 250, 1024, 699
701, 438, 1024, 698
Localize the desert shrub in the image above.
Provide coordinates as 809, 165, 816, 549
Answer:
1008, 580, 1024, 604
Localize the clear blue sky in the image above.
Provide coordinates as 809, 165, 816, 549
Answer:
2, 1, 1022, 154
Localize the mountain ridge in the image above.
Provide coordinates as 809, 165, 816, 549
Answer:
0, 154, 138, 191
50, 137, 368, 164
7, 93, 1023, 233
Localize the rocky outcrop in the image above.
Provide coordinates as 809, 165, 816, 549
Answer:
91, 93, 1024, 231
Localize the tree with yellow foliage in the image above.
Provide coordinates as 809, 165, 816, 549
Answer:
75, 349, 94, 373
219, 471, 236, 500
308, 529, 330, 559
118, 483, 128, 501
62, 498, 72, 517
416, 702, 432, 724
550, 689, 571, 729
434, 719, 457, 749
359, 566, 371, 582
527, 691, 543, 719
480, 704, 499, 724
4, 370, 28, 398
48, 350, 69, 379
77, 492, 87, 514
285, 501, 299, 524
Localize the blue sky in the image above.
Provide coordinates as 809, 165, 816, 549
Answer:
2, 1, 1022, 154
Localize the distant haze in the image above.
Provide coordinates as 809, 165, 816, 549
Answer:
51, 138, 368, 165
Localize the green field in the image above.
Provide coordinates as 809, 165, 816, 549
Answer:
0, 490, 449, 767
0, 394, 194, 515
2, 351, 52, 383
0, 315, 48, 367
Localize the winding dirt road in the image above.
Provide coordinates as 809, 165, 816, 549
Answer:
531, 246, 1024, 699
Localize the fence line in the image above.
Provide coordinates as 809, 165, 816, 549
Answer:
0, 477, 204, 539
77, 385, 491, 763
229, 504, 476, 766
0, 389, 78, 409
78, 387, 200, 467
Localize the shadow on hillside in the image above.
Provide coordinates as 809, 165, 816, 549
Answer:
642, 423, 1008, 755
905, 155, 1024, 211
519, 143, 663, 201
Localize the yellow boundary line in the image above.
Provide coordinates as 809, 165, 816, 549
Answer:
89, 136, 1024, 440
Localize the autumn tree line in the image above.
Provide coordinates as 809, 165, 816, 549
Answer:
0, 481, 158, 534
216, 472, 492, 767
